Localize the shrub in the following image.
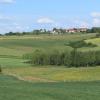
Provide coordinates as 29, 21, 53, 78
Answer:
24, 49, 100, 67
0, 65, 2, 73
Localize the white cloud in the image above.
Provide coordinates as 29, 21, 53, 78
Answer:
0, 0, 15, 4
0, 23, 30, 34
37, 17, 54, 24
92, 18, 100, 26
91, 12, 100, 26
0, 15, 12, 20
0, 13, 31, 34
73, 20, 89, 28
80, 22, 89, 28
91, 12, 100, 18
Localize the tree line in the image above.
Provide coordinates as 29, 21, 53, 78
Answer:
2, 27, 100, 36
4, 29, 51, 36
23, 49, 100, 67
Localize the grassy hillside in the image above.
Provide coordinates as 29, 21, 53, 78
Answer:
77, 37, 100, 51
3, 66, 100, 82
0, 58, 30, 68
0, 33, 100, 82
0, 74, 100, 100
0, 33, 97, 67
0, 34, 100, 100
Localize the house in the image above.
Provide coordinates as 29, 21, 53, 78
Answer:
77, 28, 87, 32
66, 28, 77, 33
66, 28, 87, 33
50, 30, 59, 35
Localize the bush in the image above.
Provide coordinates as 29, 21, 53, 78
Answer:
24, 49, 100, 67
0, 65, 2, 73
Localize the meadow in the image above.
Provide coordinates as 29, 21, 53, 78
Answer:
3, 66, 100, 82
0, 33, 97, 66
0, 75, 100, 100
0, 33, 100, 100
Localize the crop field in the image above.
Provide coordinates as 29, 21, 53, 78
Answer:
0, 33, 100, 100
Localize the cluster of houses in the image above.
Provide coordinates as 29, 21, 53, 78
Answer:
51, 28, 88, 34
66, 28, 87, 33
35, 27, 88, 35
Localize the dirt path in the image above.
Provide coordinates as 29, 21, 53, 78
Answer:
4, 73, 56, 83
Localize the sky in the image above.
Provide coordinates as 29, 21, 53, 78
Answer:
0, 0, 100, 33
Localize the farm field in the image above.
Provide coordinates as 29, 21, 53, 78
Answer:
3, 66, 100, 82
86, 37, 100, 45
1, 0, 100, 100
0, 75, 100, 100
0, 33, 100, 100
0, 34, 97, 66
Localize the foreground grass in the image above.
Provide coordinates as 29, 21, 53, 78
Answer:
3, 66, 100, 82
0, 74, 100, 100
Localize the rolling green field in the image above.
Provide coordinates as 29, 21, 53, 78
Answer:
0, 33, 100, 100
0, 34, 97, 67
3, 66, 100, 82
0, 75, 100, 100
86, 38, 100, 45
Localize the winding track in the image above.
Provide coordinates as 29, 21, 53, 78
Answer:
4, 73, 56, 83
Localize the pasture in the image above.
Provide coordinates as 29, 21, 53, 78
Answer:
0, 33, 100, 81
0, 33, 97, 67
3, 66, 100, 82
0, 75, 100, 100
0, 33, 100, 100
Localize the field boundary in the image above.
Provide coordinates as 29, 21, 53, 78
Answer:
4, 73, 56, 83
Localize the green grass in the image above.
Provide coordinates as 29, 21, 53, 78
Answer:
0, 47, 26, 57
0, 34, 100, 100
0, 74, 100, 100
3, 66, 100, 82
0, 33, 96, 52
0, 58, 30, 68
79, 37, 100, 51
0, 33, 96, 68
86, 38, 100, 46
0, 34, 100, 82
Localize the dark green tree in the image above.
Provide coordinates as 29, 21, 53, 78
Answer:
65, 40, 97, 67
0, 65, 2, 73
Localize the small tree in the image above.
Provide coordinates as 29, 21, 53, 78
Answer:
0, 65, 2, 73
65, 40, 97, 67
63, 52, 72, 67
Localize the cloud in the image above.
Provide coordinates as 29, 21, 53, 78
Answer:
91, 12, 100, 18
80, 22, 89, 28
92, 18, 100, 26
73, 19, 89, 28
91, 12, 100, 26
37, 17, 54, 24
0, 15, 12, 21
0, 13, 31, 34
0, 0, 15, 4
0, 23, 30, 34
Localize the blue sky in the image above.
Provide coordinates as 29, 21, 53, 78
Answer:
0, 0, 100, 33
